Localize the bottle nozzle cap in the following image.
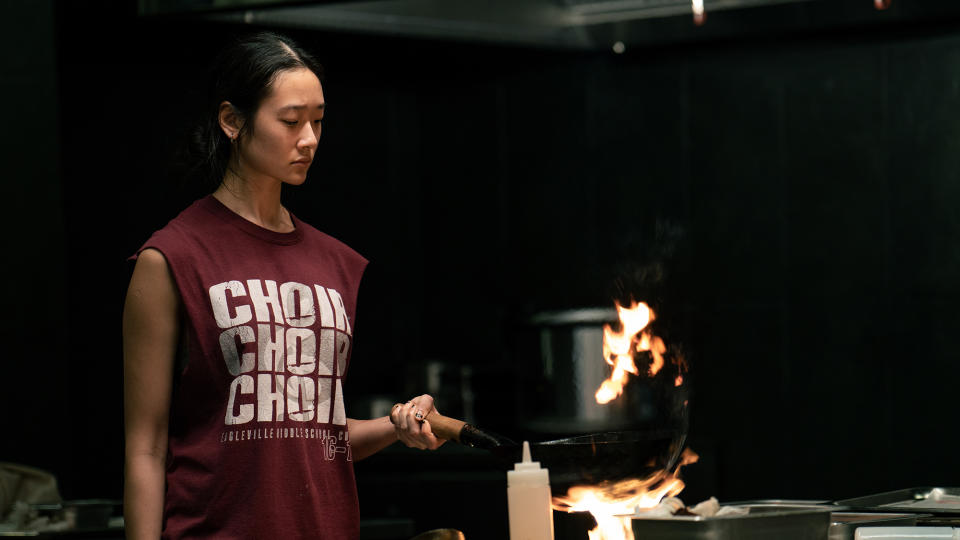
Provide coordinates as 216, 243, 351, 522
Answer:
512, 440, 544, 472
508, 440, 549, 485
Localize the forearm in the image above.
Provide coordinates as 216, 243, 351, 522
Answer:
346, 416, 398, 461
123, 452, 166, 539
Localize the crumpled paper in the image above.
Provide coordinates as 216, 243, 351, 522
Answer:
0, 463, 66, 533
632, 496, 751, 519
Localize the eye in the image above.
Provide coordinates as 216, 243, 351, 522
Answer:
282, 120, 298, 126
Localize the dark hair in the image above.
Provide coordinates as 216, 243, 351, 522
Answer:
187, 31, 324, 189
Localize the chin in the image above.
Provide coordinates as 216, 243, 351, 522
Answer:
284, 174, 309, 186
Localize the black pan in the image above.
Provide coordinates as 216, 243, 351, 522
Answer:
426, 413, 687, 495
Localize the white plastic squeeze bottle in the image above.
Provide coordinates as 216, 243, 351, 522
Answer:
507, 441, 555, 540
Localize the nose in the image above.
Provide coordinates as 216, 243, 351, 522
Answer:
298, 122, 319, 150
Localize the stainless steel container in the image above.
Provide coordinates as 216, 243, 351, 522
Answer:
629, 506, 832, 540
525, 308, 620, 433
514, 307, 687, 437
719, 500, 924, 540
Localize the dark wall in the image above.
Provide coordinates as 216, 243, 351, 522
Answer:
5, 0, 960, 536
1, 0, 67, 491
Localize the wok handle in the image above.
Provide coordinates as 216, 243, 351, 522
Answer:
424, 412, 516, 450
424, 412, 467, 441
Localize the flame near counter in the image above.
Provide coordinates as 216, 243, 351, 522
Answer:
553, 299, 695, 540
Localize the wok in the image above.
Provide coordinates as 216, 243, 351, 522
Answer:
425, 412, 687, 495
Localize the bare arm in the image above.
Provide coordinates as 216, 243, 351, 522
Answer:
346, 394, 445, 461
345, 417, 396, 461
122, 249, 180, 540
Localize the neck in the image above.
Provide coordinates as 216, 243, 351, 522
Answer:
213, 169, 293, 233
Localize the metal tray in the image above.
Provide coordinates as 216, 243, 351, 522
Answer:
722, 500, 925, 539
724, 500, 845, 512
629, 506, 832, 540
829, 512, 925, 540
834, 488, 960, 515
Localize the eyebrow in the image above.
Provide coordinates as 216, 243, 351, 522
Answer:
278, 104, 325, 112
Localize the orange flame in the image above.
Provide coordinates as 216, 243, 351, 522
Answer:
597, 299, 689, 403
552, 448, 700, 540
596, 301, 651, 404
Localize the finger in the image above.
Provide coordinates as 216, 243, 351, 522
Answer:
396, 402, 408, 430
392, 403, 407, 427
400, 402, 417, 431
406, 403, 420, 429
389, 403, 402, 425
420, 420, 441, 449
405, 410, 424, 434
417, 434, 437, 450
397, 408, 408, 431
413, 394, 435, 414
400, 432, 426, 450
420, 394, 435, 410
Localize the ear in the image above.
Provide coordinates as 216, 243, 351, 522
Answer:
218, 101, 244, 141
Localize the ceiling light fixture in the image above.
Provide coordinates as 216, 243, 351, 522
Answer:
691, 0, 705, 25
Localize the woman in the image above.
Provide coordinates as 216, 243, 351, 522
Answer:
122, 31, 442, 539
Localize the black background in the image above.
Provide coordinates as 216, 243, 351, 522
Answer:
3, 0, 960, 537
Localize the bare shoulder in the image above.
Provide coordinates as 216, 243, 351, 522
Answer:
130, 249, 173, 284
126, 248, 179, 310
134, 247, 169, 270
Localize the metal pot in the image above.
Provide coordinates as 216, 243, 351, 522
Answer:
513, 307, 686, 437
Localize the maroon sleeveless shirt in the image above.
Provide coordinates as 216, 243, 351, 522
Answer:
133, 195, 367, 539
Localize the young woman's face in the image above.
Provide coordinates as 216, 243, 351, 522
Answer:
237, 67, 325, 186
